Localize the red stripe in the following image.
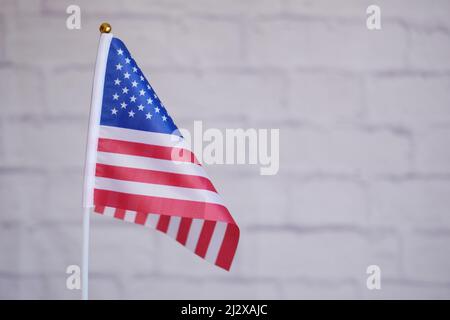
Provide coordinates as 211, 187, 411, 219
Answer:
157, 215, 171, 233
94, 206, 105, 214
195, 221, 216, 258
135, 212, 147, 225
114, 208, 126, 219
98, 138, 200, 165
94, 189, 234, 223
215, 224, 240, 271
176, 218, 192, 245
95, 163, 216, 192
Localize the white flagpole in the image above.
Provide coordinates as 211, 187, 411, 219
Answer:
81, 207, 91, 300
82, 23, 113, 300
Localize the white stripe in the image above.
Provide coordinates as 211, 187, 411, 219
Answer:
145, 214, 159, 229
99, 125, 192, 151
124, 211, 136, 223
95, 177, 223, 205
97, 151, 208, 178
103, 206, 115, 217
166, 216, 181, 239
185, 219, 203, 252
204, 222, 228, 263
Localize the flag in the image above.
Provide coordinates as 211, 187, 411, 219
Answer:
83, 33, 239, 271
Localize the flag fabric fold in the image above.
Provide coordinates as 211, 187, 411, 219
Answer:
84, 34, 239, 271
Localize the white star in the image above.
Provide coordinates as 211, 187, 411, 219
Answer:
125, 57, 131, 64
128, 110, 135, 117
154, 106, 160, 113
146, 112, 152, 119
131, 80, 138, 87
147, 98, 153, 104
117, 49, 123, 55
130, 95, 137, 102
154, 93, 158, 99
124, 72, 130, 79
147, 84, 151, 90
162, 115, 167, 121
114, 78, 121, 85
122, 87, 129, 94
137, 104, 144, 111
120, 102, 127, 109
140, 75, 144, 81
139, 89, 146, 96
111, 108, 118, 115
112, 93, 119, 100
116, 63, 123, 70
132, 67, 138, 73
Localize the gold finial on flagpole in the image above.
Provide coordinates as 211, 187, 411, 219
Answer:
99, 22, 112, 33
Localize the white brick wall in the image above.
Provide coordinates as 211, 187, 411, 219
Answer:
1, 0, 450, 299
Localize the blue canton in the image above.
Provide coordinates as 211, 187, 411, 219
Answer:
100, 38, 180, 135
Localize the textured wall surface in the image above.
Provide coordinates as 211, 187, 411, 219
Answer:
1, 0, 450, 299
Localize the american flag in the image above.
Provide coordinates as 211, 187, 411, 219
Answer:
86, 36, 239, 271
